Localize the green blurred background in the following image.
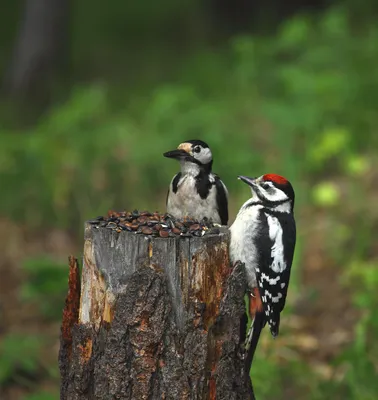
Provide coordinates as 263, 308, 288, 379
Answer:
1, 0, 378, 399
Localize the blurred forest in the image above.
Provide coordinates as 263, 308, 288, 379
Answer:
1, 0, 378, 399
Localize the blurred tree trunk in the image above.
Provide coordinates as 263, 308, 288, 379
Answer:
3, 0, 69, 102
207, 0, 330, 35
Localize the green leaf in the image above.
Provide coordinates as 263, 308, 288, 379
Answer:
312, 182, 340, 207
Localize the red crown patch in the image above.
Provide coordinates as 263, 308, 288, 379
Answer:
263, 174, 288, 185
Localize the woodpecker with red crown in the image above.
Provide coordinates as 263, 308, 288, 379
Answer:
229, 173, 296, 371
163, 140, 228, 225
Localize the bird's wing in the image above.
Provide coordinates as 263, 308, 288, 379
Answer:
214, 175, 229, 225
244, 228, 270, 371
255, 211, 296, 336
245, 210, 296, 372
166, 172, 182, 206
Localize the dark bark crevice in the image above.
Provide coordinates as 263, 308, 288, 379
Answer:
60, 224, 254, 399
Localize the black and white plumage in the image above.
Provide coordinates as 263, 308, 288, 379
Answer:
229, 173, 296, 370
163, 140, 228, 225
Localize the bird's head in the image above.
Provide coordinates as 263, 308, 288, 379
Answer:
238, 173, 295, 211
163, 140, 213, 173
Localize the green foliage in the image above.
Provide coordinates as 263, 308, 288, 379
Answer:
1, 3, 378, 399
2, 6, 378, 230
0, 257, 64, 397
20, 256, 69, 320
0, 334, 42, 386
251, 354, 281, 399
312, 182, 340, 207
311, 260, 378, 399
22, 391, 58, 400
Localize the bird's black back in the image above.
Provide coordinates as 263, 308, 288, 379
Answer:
214, 176, 228, 225
255, 208, 296, 336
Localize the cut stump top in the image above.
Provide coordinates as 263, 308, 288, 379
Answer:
81, 220, 231, 332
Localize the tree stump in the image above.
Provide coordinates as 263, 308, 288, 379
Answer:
59, 219, 255, 400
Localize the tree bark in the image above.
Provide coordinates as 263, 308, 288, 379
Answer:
59, 222, 254, 400
4, 0, 69, 100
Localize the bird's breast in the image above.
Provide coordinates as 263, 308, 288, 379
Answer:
229, 205, 263, 288
167, 176, 220, 223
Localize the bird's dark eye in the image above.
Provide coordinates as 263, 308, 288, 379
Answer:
261, 182, 271, 190
194, 146, 201, 153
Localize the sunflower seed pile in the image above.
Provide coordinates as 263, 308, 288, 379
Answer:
87, 210, 221, 238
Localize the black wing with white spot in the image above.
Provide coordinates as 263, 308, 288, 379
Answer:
255, 209, 296, 336
166, 172, 182, 206
214, 175, 228, 225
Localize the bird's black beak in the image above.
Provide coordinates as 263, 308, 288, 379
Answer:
238, 176, 258, 187
163, 149, 190, 160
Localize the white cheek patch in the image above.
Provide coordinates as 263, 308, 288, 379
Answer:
196, 147, 212, 164
260, 187, 287, 203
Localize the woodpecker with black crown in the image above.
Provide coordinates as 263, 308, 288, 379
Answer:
163, 140, 228, 225
229, 173, 296, 371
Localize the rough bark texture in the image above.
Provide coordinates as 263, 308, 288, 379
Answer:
59, 222, 254, 400
59, 255, 81, 398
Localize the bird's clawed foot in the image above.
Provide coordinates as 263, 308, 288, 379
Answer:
229, 260, 245, 277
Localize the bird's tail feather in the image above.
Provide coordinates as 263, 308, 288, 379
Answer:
244, 310, 265, 373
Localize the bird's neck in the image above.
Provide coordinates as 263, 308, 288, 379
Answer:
180, 161, 212, 177
269, 202, 292, 214
243, 198, 292, 214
